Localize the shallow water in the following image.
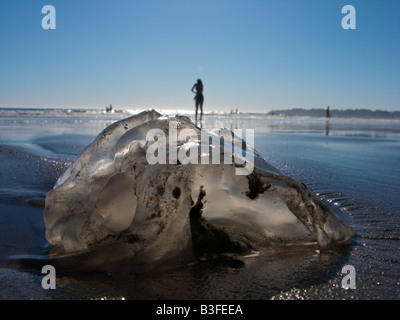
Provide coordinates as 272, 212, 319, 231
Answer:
0, 110, 399, 299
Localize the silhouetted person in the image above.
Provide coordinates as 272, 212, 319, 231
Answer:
191, 79, 204, 121
326, 106, 331, 119
325, 106, 331, 136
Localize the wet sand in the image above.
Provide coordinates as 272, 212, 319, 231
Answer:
0, 111, 399, 299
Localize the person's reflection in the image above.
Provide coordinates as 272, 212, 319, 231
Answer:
325, 120, 330, 136
195, 118, 203, 128
229, 121, 238, 132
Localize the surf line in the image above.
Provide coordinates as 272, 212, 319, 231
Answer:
145, 119, 254, 175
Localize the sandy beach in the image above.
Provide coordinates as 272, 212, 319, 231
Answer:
0, 109, 399, 299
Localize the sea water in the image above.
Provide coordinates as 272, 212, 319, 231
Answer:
0, 108, 399, 299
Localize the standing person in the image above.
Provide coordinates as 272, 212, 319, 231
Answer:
326, 106, 331, 119
191, 79, 204, 121
325, 106, 331, 136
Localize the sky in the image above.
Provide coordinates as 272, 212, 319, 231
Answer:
0, 0, 399, 113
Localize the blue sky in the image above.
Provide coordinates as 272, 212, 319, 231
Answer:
0, 0, 399, 112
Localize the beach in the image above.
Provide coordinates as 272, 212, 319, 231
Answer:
0, 108, 399, 299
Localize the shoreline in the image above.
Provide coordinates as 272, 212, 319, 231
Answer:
0, 114, 399, 299
1, 107, 399, 122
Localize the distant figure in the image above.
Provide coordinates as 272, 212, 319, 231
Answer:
191, 79, 204, 121
326, 106, 331, 119
105, 104, 113, 113
325, 106, 331, 136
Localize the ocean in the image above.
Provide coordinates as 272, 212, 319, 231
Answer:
0, 108, 399, 300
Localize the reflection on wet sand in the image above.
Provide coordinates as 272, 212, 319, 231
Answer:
326, 120, 330, 136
